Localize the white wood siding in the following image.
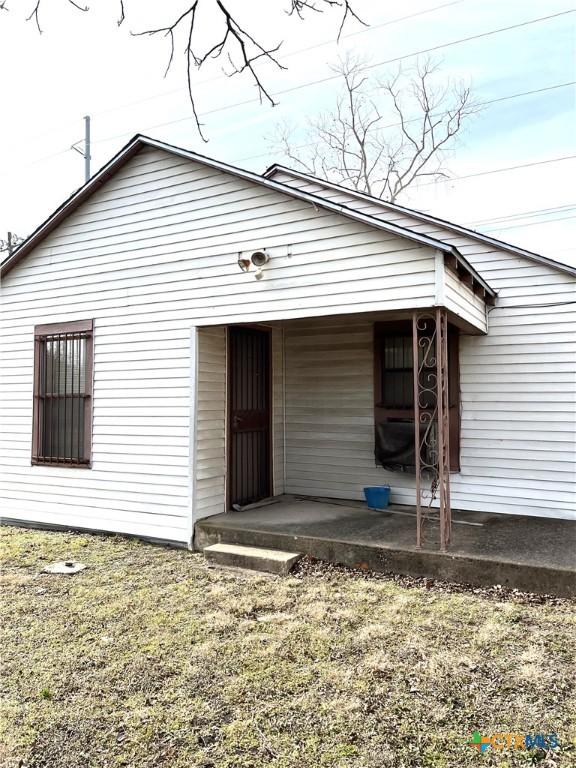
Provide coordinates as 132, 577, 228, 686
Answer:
282, 315, 576, 519
271, 171, 576, 520
283, 317, 406, 501
272, 327, 285, 496
443, 265, 487, 333
0, 315, 192, 542
195, 327, 227, 521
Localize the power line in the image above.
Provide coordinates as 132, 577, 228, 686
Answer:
204, 8, 575, 123
92, 8, 574, 141
5, 110, 576, 194
470, 203, 576, 225
90, 78, 576, 152
16, 1, 467, 146
181, 8, 576, 125
482, 214, 576, 233
274, 0, 467, 59
232, 80, 575, 166
415, 154, 576, 187
5, 73, 574, 185
469, 80, 575, 110
361, 8, 575, 77
3, 78, 572, 180
4, 9, 574, 173
3, 91, 575, 186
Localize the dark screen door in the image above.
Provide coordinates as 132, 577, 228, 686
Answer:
228, 327, 271, 508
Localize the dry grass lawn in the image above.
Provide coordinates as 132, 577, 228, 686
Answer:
1, 526, 575, 768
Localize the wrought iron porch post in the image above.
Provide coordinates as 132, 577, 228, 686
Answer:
412, 314, 422, 549
412, 309, 452, 550
436, 307, 451, 550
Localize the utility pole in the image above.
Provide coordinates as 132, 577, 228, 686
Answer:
84, 115, 91, 182
1, 232, 25, 255
71, 115, 91, 184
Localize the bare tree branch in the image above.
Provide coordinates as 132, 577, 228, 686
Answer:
26, 0, 88, 34
67, 0, 88, 11
274, 121, 319, 175
21, 0, 364, 139
335, 0, 366, 41
26, 0, 42, 33
272, 56, 480, 202
287, 0, 326, 19
131, 1, 289, 141
211, 0, 286, 106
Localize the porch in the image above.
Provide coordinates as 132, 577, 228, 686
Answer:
192, 304, 486, 548
195, 495, 576, 597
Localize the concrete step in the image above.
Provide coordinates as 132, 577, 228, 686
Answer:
203, 542, 301, 575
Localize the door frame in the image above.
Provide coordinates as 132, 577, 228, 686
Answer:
226, 324, 273, 510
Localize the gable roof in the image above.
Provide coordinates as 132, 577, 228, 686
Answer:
0, 134, 495, 297
263, 164, 576, 279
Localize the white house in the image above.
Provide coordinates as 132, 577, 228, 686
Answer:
1, 135, 575, 550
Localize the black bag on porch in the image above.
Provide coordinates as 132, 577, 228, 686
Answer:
375, 420, 417, 473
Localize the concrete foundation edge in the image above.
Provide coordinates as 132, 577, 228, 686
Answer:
195, 523, 576, 598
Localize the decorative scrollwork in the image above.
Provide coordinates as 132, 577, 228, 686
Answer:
412, 309, 451, 550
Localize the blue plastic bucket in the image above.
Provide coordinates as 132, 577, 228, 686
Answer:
364, 485, 391, 510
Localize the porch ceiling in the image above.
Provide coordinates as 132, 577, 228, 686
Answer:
201, 305, 487, 336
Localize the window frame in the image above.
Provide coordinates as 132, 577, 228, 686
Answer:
32, 319, 94, 468
374, 320, 460, 471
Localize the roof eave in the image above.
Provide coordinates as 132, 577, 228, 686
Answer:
263, 164, 576, 279
135, 136, 461, 256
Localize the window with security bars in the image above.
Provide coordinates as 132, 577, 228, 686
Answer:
32, 320, 94, 466
379, 332, 436, 410
374, 321, 460, 471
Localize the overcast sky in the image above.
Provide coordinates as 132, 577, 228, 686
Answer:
1, 0, 574, 265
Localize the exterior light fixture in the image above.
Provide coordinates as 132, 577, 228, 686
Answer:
251, 250, 269, 280
250, 250, 269, 267
238, 256, 251, 272
238, 250, 270, 279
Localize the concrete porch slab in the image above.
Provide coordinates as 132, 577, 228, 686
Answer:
195, 496, 576, 597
